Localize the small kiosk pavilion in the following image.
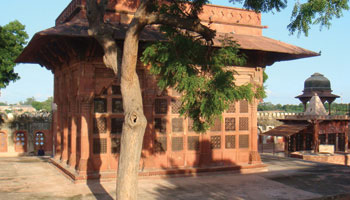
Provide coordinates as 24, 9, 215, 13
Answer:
263, 73, 349, 154
16, 0, 318, 180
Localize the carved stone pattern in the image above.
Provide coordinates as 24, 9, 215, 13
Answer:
227, 103, 236, 113
111, 118, 124, 134
240, 100, 249, 113
225, 135, 236, 149
210, 118, 221, 131
155, 99, 168, 114
171, 99, 181, 114
225, 118, 235, 131
56, 0, 82, 24
154, 118, 166, 134
154, 137, 167, 152
112, 85, 121, 95
211, 136, 221, 149
172, 118, 183, 132
94, 98, 107, 113
239, 117, 249, 130
94, 118, 107, 134
239, 135, 249, 148
112, 98, 123, 113
93, 138, 107, 154
172, 137, 183, 151
187, 136, 200, 151
111, 138, 121, 154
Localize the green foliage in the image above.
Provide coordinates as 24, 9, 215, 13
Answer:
20, 97, 36, 105
230, 0, 287, 12
230, 0, 348, 36
258, 102, 304, 112
263, 70, 268, 83
141, 28, 255, 132
258, 102, 350, 115
0, 20, 28, 88
32, 97, 53, 111
0, 102, 7, 106
20, 97, 53, 111
288, 0, 349, 36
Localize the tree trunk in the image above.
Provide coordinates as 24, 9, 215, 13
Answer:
117, 18, 147, 200
85, 1, 215, 199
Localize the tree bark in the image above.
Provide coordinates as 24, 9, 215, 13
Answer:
85, 1, 216, 199
116, 9, 148, 200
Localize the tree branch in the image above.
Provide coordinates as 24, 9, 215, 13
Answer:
86, 0, 121, 75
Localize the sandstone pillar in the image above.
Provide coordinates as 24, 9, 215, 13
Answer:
77, 102, 92, 172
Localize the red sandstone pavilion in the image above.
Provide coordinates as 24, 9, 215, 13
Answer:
16, 0, 318, 180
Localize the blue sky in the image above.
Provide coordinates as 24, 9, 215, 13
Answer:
0, 1, 349, 105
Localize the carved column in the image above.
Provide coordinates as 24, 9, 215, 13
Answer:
77, 102, 92, 172
249, 102, 261, 164
345, 122, 349, 152
61, 95, 69, 163
69, 101, 77, 168
54, 74, 62, 160
313, 121, 319, 153
76, 62, 95, 173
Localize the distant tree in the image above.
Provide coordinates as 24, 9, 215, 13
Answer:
21, 97, 36, 105
30, 97, 53, 111
0, 20, 28, 88
0, 102, 7, 106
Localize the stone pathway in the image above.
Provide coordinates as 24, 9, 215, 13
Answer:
0, 155, 349, 199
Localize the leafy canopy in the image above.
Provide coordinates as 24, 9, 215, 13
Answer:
21, 97, 53, 111
142, 24, 258, 132
0, 20, 28, 88
229, 0, 349, 36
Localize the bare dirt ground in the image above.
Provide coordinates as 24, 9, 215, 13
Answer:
0, 154, 349, 200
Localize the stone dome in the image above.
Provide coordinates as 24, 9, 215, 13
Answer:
304, 73, 331, 92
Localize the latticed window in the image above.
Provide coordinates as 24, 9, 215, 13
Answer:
225, 135, 236, 149
210, 136, 221, 149
112, 98, 123, 113
187, 136, 200, 151
0, 132, 6, 151
172, 118, 183, 132
15, 132, 25, 146
35, 132, 45, 146
111, 138, 121, 154
210, 118, 221, 132
172, 137, 183, 151
155, 99, 167, 114
112, 85, 121, 95
154, 137, 167, 152
154, 118, 166, 134
94, 98, 107, 113
225, 118, 235, 131
226, 103, 236, 113
93, 138, 107, 154
239, 135, 249, 148
111, 118, 124, 134
239, 117, 249, 130
171, 99, 181, 114
94, 118, 107, 134
239, 100, 249, 113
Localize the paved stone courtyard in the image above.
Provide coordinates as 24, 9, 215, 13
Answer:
1, 154, 350, 200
